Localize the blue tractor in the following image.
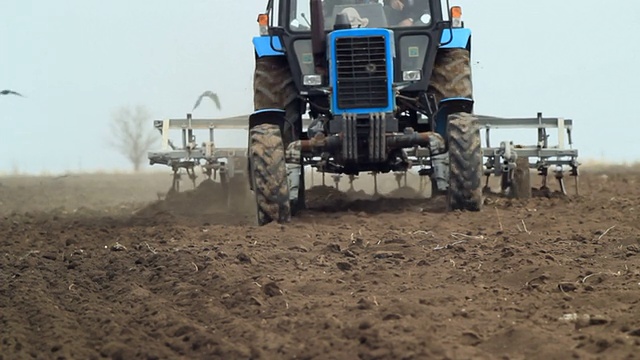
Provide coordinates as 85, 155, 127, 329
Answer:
248, 0, 483, 225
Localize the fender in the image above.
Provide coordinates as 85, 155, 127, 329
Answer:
434, 97, 474, 138
249, 108, 287, 136
253, 36, 286, 58
439, 28, 471, 50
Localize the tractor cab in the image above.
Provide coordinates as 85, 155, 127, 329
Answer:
256, 0, 464, 96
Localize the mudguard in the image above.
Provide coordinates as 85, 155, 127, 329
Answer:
439, 28, 471, 50
434, 97, 474, 138
249, 109, 287, 136
253, 36, 286, 57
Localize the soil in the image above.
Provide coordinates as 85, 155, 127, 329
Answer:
1, 168, 640, 359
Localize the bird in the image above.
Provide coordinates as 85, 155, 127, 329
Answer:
192, 91, 221, 111
1, 89, 24, 97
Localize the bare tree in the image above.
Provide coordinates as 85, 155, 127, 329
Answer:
108, 104, 158, 172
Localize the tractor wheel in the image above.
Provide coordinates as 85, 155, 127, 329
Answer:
429, 48, 473, 103
249, 123, 291, 226
253, 55, 303, 146
447, 112, 484, 211
253, 55, 306, 214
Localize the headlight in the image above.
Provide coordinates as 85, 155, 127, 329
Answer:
303, 75, 322, 86
402, 70, 422, 82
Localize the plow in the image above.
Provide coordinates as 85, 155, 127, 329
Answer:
147, 0, 580, 226
147, 114, 249, 206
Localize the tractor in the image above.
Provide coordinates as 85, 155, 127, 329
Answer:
248, 0, 480, 225
246, 0, 578, 226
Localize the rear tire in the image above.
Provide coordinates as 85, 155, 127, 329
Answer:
429, 48, 473, 103
249, 124, 291, 226
447, 112, 484, 211
253, 55, 302, 145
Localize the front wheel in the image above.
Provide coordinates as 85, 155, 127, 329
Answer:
249, 124, 291, 226
447, 112, 484, 211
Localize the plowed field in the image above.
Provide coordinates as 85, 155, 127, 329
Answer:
1, 167, 639, 360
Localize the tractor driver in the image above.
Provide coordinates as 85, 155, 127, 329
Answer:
323, 0, 381, 27
323, 0, 380, 16
383, 0, 429, 27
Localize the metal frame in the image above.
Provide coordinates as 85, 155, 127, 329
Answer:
476, 112, 579, 195
147, 113, 251, 194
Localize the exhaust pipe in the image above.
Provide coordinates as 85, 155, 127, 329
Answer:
310, 0, 327, 75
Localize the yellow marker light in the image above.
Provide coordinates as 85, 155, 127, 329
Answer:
258, 13, 269, 26
258, 13, 269, 35
450, 6, 462, 27
451, 6, 462, 19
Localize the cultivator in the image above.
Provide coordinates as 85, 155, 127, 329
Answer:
311, 112, 580, 199
476, 112, 579, 197
147, 113, 249, 203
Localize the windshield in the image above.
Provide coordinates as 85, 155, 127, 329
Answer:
289, 0, 432, 32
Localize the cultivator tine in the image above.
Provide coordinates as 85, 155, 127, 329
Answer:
332, 174, 341, 190
394, 172, 403, 189
369, 172, 379, 195
570, 162, 580, 196
185, 167, 197, 189
167, 169, 181, 197
476, 112, 580, 200
558, 178, 567, 196
483, 174, 491, 194
555, 167, 567, 196
348, 174, 357, 193
419, 175, 427, 194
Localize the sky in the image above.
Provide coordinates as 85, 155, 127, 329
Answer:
2, 0, 639, 174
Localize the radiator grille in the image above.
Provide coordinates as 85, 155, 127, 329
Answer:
335, 35, 389, 109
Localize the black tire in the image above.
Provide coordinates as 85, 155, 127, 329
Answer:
249, 124, 291, 226
447, 112, 484, 211
253, 55, 303, 145
253, 55, 306, 215
428, 47, 476, 201
428, 48, 473, 103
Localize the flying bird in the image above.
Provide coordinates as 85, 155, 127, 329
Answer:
1, 89, 24, 97
192, 91, 221, 111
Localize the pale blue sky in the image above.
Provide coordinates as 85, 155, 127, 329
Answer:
2, 1, 639, 174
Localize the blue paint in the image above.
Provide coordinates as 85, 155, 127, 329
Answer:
439, 28, 471, 49
252, 36, 285, 57
328, 28, 396, 115
252, 108, 286, 115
